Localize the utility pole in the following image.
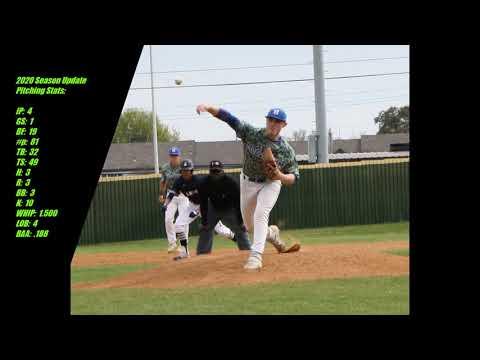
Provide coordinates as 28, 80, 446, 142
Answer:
312, 45, 329, 163
328, 128, 333, 153
150, 45, 159, 174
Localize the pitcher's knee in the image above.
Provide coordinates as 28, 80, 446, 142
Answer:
254, 210, 270, 225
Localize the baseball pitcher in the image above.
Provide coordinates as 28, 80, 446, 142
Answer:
196, 105, 301, 271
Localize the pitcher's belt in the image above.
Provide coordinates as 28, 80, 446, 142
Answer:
242, 172, 267, 183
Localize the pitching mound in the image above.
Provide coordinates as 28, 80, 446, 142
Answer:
72, 241, 409, 290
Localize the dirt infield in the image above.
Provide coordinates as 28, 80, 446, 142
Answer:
72, 241, 409, 290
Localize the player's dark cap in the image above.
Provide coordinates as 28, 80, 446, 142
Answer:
181, 159, 194, 170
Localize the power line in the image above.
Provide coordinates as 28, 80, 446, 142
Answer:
133, 56, 408, 75
328, 98, 409, 111
123, 91, 408, 122
324, 56, 408, 64
157, 95, 408, 121
326, 94, 408, 106
326, 72, 408, 81
129, 72, 409, 90
134, 62, 312, 74
133, 86, 407, 113
137, 93, 409, 120
129, 78, 311, 89
225, 87, 408, 103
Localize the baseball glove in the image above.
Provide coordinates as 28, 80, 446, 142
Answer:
263, 147, 278, 179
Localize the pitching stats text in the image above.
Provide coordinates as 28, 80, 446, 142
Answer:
14, 75, 88, 239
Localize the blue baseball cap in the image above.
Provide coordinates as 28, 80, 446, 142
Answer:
266, 108, 287, 122
168, 147, 181, 156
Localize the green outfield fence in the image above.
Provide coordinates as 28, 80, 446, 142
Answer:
78, 158, 409, 245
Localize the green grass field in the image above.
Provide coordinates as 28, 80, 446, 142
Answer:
385, 248, 409, 257
76, 222, 409, 254
71, 276, 408, 315
71, 263, 158, 285
71, 222, 409, 315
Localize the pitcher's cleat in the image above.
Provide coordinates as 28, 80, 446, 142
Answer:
243, 252, 263, 271
267, 225, 287, 253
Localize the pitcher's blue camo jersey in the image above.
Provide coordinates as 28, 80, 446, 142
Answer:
216, 109, 300, 180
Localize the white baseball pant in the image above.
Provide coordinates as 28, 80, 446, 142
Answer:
240, 172, 282, 254
164, 191, 189, 246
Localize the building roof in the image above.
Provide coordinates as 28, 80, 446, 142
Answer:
104, 141, 195, 170
103, 137, 409, 172
194, 141, 243, 167
103, 140, 309, 171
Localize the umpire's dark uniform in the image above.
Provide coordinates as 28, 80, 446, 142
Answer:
197, 161, 251, 254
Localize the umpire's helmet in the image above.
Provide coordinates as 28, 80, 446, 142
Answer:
266, 108, 287, 122
180, 159, 194, 171
209, 160, 224, 170
209, 160, 224, 175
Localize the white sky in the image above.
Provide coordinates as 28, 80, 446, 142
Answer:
123, 45, 409, 142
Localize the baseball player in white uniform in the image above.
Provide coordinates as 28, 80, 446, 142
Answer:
196, 104, 301, 270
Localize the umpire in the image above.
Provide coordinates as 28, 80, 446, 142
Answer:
197, 160, 251, 254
